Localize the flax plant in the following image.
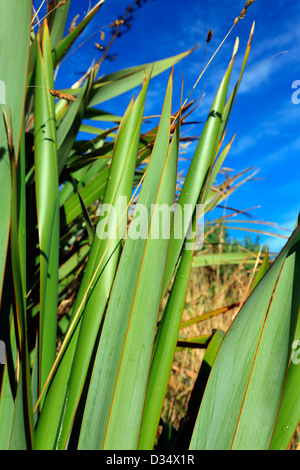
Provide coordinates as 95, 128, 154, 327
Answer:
0, 0, 299, 451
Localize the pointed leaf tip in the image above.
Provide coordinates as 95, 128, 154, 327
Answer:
232, 37, 239, 60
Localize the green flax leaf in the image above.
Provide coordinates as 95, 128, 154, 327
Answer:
34, 23, 60, 403
190, 221, 300, 450
77, 71, 175, 450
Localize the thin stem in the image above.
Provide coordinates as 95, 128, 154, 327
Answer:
182, 24, 235, 112
31, 0, 46, 27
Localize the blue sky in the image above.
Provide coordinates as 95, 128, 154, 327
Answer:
52, 0, 300, 253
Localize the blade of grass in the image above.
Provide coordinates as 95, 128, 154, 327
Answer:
35, 76, 151, 450
192, 251, 259, 268
56, 70, 96, 176
0, 0, 31, 304
190, 221, 300, 450
162, 38, 239, 297
138, 205, 195, 450
34, 23, 60, 404
51, 0, 105, 67
77, 71, 175, 450
3, 111, 34, 449
49, 0, 72, 48
103, 92, 179, 451
176, 330, 225, 449
88, 48, 196, 107
180, 303, 239, 330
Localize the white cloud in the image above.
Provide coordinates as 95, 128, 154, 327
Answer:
260, 208, 299, 253
230, 134, 260, 156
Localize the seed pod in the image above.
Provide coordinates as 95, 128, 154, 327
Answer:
110, 19, 124, 28
206, 29, 213, 44
95, 43, 104, 51
239, 8, 247, 19
49, 89, 76, 102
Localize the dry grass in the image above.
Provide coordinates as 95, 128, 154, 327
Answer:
290, 426, 300, 450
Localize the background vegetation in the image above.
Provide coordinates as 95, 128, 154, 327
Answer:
0, 0, 299, 450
